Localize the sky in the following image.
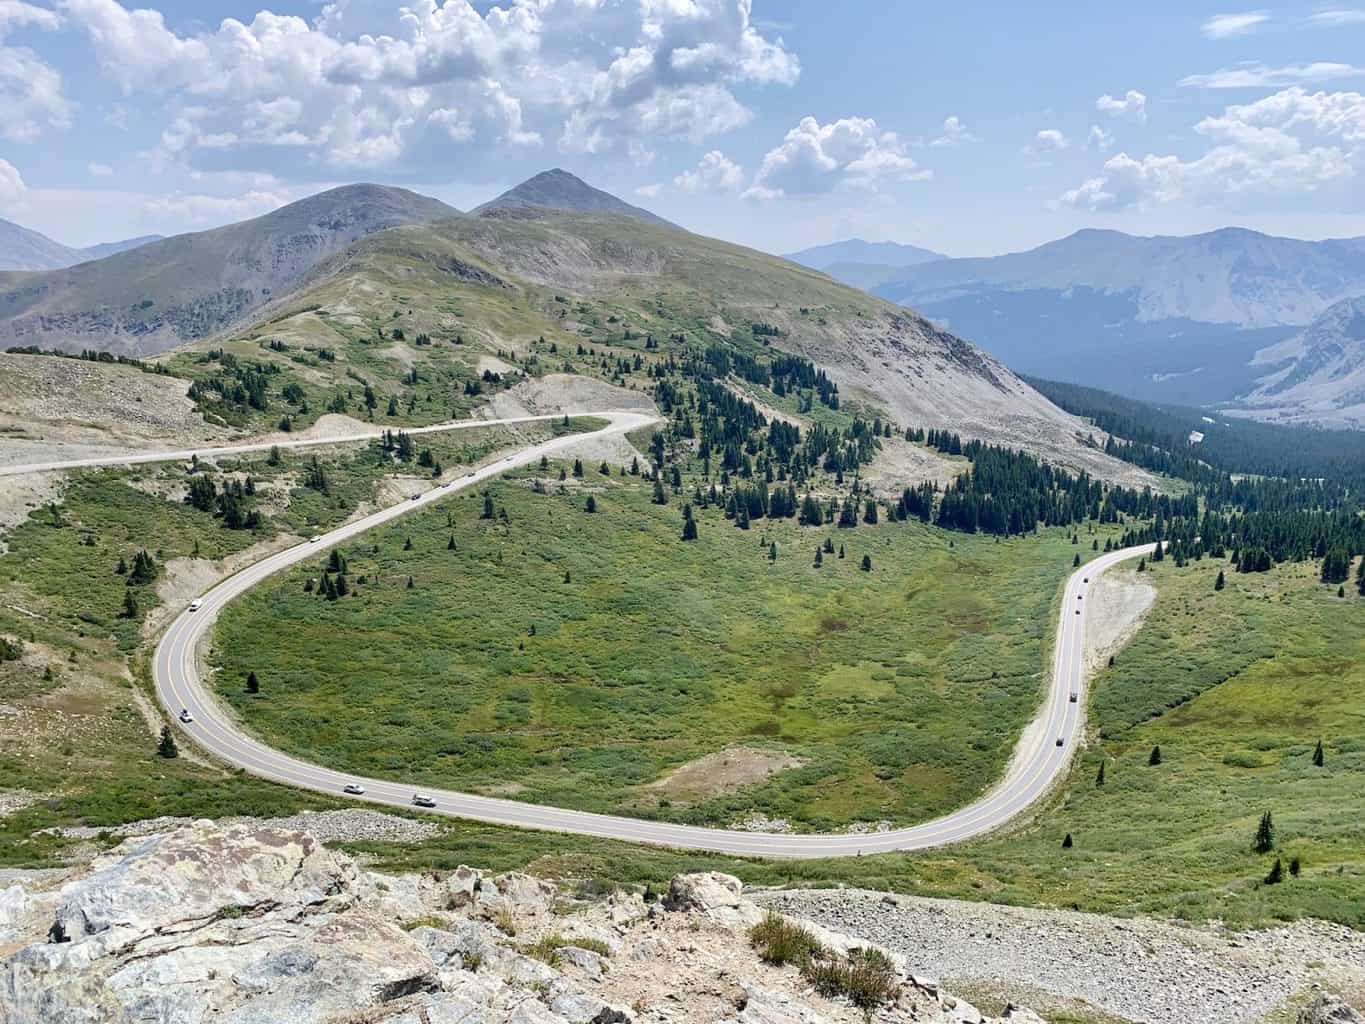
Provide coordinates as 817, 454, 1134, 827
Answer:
1, 1, 1364, 255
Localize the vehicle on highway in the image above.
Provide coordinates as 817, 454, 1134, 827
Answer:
189, 598, 203, 612
1078, 594, 1083, 600
465, 471, 475, 477
343, 783, 365, 795
1069, 692, 1078, 703
412, 794, 436, 808
1056, 737, 1064, 747
309, 535, 320, 543
411, 493, 421, 501
179, 709, 194, 724
1083, 577, 1089, 583
1075, 609, 1081, 615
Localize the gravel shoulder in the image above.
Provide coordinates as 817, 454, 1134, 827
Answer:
760, 888, 1365, 1024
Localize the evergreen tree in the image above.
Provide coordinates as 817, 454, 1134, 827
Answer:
768, 542, 777, 561
1264, 858, 1283, 885
586, 495, 597, 513
448, 535, 457, 550
600, 461, 611, 475
652, 479, 668, 505
1312, 739, 1325, 767
407, 575, 415, 589
1061, 833, 1073, 849
1073, 553, 1081, 567
1215, 569, 1225, 591
481, 494, 495, 520
681, 516, 698, 541
1148, 745, 1162, 766
814, 549, 823, 567
563, 570, 572, 583
403, 537, 413, 551
1096, 760, 1106, 787
1253, 810, 1275, 853
246, 671, 259, 694
1290, 857, 1301, 877
573, 458, 584, 478
838, 544, 845, 559
157, 725, 179, 759
120, 590, 139, 619
115, 556, 128, 576
860, 554, 872, 572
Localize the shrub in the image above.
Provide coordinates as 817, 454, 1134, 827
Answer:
749, 912, 822, 967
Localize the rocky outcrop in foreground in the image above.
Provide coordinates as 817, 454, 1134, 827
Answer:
0, 822, 1042, 1024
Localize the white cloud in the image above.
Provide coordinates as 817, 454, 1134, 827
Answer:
928, 115, 977, 147
57, 0, 799, 174
1060, 86, 1365, 211
635, 183, 662, 198
1308, 9, 1365, 26
1180, 62, 1365, 89
0, 1, 71, 142
1096, 89, 1147, 122
1201, 11, 1270, 38
674, 149, 744, 192
1087, 124, 1115, 151
87, 161, 113, 176
1030, 128, 1070, 153
0, 156, 25, 208
746, 115, 929, 200
139, 188, 292, 227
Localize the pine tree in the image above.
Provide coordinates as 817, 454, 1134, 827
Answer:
157, 725, 179, 759
246, 671, 259, 695
1289, 856, 1301, 877
585, 495, 597, 513
1137, 558, 1146, 572
1312, 740, 1324, 767
1253, 810, 1275, 853
1061, 833, 1073, 849
481, 494, 495, 520
860, 554, 872, 572
1096, 760, 1106, 787
1148, 745, 1162, 766
768, 542, 777, 562
120, 590, 139, 619
407, 575, 415, 589
652, 479, 668, 505
448, 535, 457, 550
1073, 553, 1081, 567
838, 544, 845, 559
681, 516, 698, 541
573, 459, 584, 478
1264, 858, 1283, 885
1215, 570, 1225, 591
403, 537, 413, 551
563, 570, 571, 583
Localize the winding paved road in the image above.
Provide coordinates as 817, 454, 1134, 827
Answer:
8, 411, 1156, 858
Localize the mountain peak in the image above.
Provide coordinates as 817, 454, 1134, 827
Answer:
475, 169, 679, 230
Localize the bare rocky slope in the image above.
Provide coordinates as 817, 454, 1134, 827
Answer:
1, 820, 1359, 1024
1237, 296, 1365, 427
0, 186, 457, 357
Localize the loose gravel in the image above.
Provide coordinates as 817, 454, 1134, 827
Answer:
39, 809, 446, 846
760, 888, 1365, 1024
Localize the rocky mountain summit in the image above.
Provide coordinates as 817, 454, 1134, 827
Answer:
0, 821, 1047, 1024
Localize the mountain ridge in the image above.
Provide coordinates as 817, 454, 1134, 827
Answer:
0, 218, 162, 272
785, 238, 946, 271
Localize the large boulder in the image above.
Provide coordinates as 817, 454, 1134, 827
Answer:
50, 821, 361, 947
664, 873, 764, 929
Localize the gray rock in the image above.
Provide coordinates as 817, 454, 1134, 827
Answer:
1299, 995, 1364, 1024
665, 873, 763, 929
556, 945, 606, 981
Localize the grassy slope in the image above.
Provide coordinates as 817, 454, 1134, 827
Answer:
339, 556, 1365, 930
212, 462, 1103, 830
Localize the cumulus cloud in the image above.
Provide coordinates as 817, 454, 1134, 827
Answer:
928, 115, 976, 147
746, 115, 929, 200
674, 150, 744, 192
1030, 128, 1070, 153
55, 0, 798, 174
139, 187, 292, 227
1096, 89, 1147, 122
1201, 11, 1270, 38
635, 182, 662, 198
0, 1, 71, 142
1060, 86, 1365, 211
1087, 125, 1115, 151
1180, 62, 1365, 89
0, 156, 25, 207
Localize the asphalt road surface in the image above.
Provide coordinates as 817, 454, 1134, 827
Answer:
10, 410, 1156, 858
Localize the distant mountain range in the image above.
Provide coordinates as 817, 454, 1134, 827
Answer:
0, 218, 162, 272
784, 239, 946, 292
842, 227, 1365, 413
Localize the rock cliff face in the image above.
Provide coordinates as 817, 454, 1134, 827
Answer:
0, 822, 1044, 1024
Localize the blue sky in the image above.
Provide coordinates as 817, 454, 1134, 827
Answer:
2, 1, 1364, 255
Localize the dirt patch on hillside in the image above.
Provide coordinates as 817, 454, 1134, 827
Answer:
0, 353, 225, 457
145, 533, 305, 639
486, 373, 657, 465
862, 436, 964, 493
642, 746, 806, 805
0, 471, 63, 545
1082, 568, 1157, 680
